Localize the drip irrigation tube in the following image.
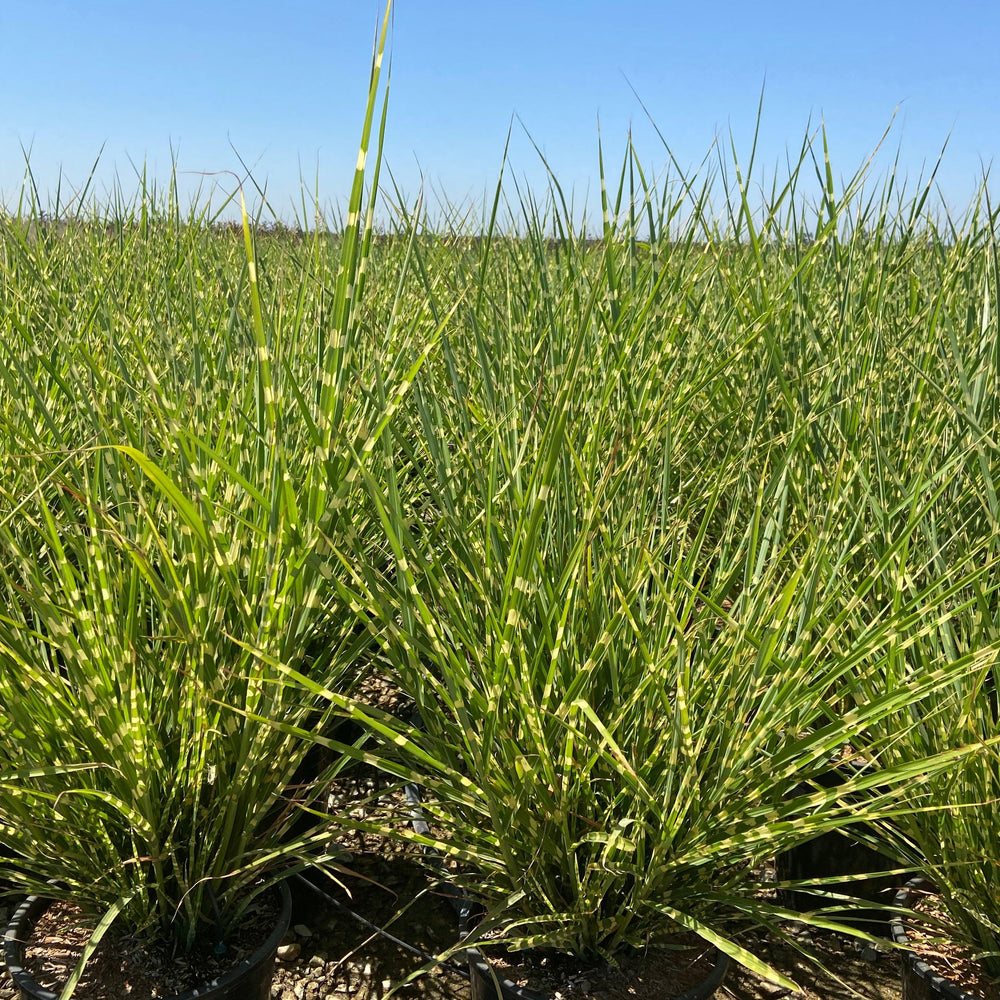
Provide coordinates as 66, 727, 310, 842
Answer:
291, 873, 471, 982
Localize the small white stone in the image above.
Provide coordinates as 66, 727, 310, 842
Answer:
294, 923, 313, 938
277, 942, 302, 962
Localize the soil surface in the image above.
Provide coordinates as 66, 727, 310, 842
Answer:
9, 887, 282, 999
3, 857, 906, 1000
272, 855, 462, 1000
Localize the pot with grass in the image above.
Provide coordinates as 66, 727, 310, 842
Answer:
0, 6, 421, 993
3, 884, 293, 1000
0, 351, 380, 999
403, 787, 731, 1000
460, 907, 731, 1000
317, 210, 1000, 999
0, 340, 355, 999
878, 674, 1000, 999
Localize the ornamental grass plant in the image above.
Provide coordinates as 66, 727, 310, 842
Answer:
780, 161, 1000, 985
0, 5, 439, 995
851, 324, 1000, 982
299, 131, 1000, 988
871, 642, 1000, 984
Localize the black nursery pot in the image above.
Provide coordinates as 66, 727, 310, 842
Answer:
3, 881, 292, 1000
404, 782, 730, 1000
889, 879, 983, 1000
456, 901, 729, 1000
464, 946, 730, 1000
774, 762, 899, 933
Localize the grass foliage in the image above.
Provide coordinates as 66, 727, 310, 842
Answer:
1, 13, 1000, 992
330, 132, 1000, 983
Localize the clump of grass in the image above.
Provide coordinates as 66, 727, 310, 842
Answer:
0, 5, 445, 995
295, 127, 1000, 987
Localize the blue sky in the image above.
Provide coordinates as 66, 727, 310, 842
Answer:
1, 1, 997, 226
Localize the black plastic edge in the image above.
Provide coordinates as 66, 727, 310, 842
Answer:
889, 877, 976, 1000
2, 880, 292, 1000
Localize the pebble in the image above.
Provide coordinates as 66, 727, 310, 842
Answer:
277, 942, 302, 962
309, 955, 325, 968
294, 923, 313, 938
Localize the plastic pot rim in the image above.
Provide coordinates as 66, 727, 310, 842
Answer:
2, 880, 292, 1000
458, 907, 730, 1000
889, 877, 980, 1000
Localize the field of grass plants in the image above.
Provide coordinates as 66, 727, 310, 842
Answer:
1, 21, 1000, 997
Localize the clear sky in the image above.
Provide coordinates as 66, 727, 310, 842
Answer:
2, 1, 997, 227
